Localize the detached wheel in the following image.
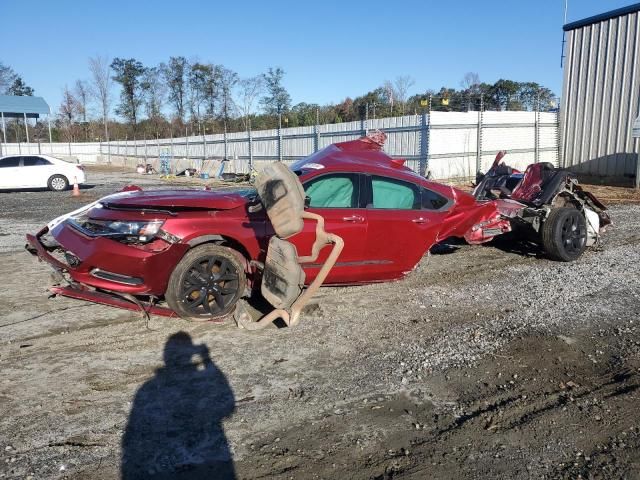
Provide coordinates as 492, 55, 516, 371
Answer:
541, 207, 587, 261
48, 174, 69, 191
166, 244, 245, 321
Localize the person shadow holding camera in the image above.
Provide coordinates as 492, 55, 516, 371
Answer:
122, 331, 236, 479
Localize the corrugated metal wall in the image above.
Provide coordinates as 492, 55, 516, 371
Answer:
1, 111, 558, 180
560, 8, 640, 178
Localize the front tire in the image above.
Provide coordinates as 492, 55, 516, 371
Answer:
48, 174, 69, 191
166, 244, 246, 321
541, 207, 587, 261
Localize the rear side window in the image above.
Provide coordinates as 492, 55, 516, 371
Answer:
23, 156, 51, 166
0, 157, 20, 168
422, 188, 449, 210
303, 173, 359, 208
371, 176, 420, 209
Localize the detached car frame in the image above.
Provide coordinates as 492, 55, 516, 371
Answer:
26, 132, 610, 329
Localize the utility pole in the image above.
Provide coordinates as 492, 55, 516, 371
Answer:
560, 0, 569, 67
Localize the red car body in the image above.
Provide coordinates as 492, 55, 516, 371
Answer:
26, 135, 511, 314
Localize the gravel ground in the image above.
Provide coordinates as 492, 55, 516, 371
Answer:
0, 167, 639, 479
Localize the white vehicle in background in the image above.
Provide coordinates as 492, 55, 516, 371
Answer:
0, 154, 86, 191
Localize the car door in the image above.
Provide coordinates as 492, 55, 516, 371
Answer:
364, 175, 451, 280
289, 172, 369, 285
0, 157, 22, 189
22, 156, 54, 188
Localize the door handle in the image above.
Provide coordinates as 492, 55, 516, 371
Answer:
412, 217, 429, 224
342, 215, 364, 222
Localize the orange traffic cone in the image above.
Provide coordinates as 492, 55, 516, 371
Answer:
72, 177, 80, 197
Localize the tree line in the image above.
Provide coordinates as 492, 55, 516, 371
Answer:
0, 59, 557, 143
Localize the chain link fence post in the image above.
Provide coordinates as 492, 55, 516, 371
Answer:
223, 122, 228, 162
203, 127, 207, 165
364, 103, 369, 135
248, 121, 253, 172
535, 93, 540, 163
277, 113, 282, 162
419, 111, 429, 177
476, 95, 484, 174
185, 128, 190, 167
314, 108, 320, 152
169, 128, 174, 174
557, 107, 563, 168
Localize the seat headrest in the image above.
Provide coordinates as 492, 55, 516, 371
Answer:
255, 162, 306, 239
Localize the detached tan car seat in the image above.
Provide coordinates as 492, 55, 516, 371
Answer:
234, 162, 344, 330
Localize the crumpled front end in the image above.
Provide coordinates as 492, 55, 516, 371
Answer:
26, 219, 188, 296
24, 193, 193, 304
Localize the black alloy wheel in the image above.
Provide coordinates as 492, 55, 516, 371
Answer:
166, 244, 246, 321
541, 207, 588, 261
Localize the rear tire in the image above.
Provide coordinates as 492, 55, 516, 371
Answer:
541, 207, 587, 261
48, 174, 69, 191
166, 244, 246, 322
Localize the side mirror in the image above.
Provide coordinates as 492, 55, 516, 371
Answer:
304, 196, 311, 208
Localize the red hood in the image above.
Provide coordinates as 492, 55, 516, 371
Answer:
100, 188, 255, 210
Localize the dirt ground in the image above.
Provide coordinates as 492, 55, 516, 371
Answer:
1, 166, 639, 480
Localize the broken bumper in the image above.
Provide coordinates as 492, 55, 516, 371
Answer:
48, 284, 176, 317
25, 222, 188, 296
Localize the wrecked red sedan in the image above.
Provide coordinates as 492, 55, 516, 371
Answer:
26, 132, 608, 328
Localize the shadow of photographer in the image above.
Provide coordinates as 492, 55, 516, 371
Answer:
122, 331, 236, 479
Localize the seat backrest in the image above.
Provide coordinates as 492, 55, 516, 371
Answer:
511, 162, 574, 206
255, 162, 306, 239
511, 162, 554, 204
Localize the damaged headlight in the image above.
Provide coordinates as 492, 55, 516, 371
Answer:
68, 214, 164, 243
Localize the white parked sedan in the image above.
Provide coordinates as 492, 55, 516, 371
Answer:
0, 154, 86, 191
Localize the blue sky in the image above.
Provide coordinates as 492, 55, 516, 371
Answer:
2, 0, 635, 114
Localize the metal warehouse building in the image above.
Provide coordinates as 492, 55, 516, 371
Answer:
560, 3, 640, 186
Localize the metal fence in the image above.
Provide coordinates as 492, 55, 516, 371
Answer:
1, 111, 559, 180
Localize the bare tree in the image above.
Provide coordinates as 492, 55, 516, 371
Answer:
141, 67, 166, 120
260, 67, 290, 116
74, 80, 89, 123
161, 56, 189, 122
394, 75, 415, 115
383, 80, 395, 114
74, 80, 89, 140
59, 85, 79, 142
460, 72, 481, 110
460, 72, 480, 91
219, 67, 238, 126
188, 62, 211, 131
238, 75, 264, 130
203, 64, 221, 121
88, 55, 111, 142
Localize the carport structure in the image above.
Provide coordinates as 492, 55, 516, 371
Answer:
0, 94, 52, 156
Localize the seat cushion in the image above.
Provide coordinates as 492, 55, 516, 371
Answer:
261, 237, 305, 309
